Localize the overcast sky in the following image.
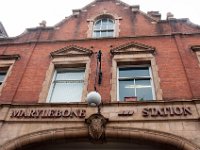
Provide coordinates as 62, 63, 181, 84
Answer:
1, 0, 200, 37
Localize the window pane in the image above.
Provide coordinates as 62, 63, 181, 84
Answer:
49, 68, 85, 103
136, 87, 153, 100
119, 67, 150, 78
56, 70, 84, 80
94, 20, 101, 30
101, 19, 107, 30
65, 82, 84, 102
65, 71, 84, 80
0, 72, 6, 82
50, 83, 67, 102
50, 82, 84, 103
135, 79, 151, 87
94, 31, 100, 38
56, 71, 67, 80
107, 20, 114, 29
102, 18, 107, 22
119, 68, 134, 78
134, 67, 150, 76
101, 31, 107, 37
135, 79, 153, 100
119, 80, 135, 101
107, 31, 114, 37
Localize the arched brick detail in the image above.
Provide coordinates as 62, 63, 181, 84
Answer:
1, 127, 200, 150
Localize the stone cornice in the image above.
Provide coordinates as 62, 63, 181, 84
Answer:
1, 98, 200, 107
1, 33, 200, 46
110, 42, 156, 55
27, 26, 55, 32
50, 45, 93, 58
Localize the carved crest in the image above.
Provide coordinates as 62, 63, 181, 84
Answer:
50, 45, 93, 58
110, 42, 156, 55
85, 113, 108, 143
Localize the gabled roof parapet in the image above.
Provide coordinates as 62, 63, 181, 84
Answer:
27, 26, 55, 32
110, 42, 156, 55
50, 45, 93, 58
96, 0, 129, 7
159, 18, 188, 23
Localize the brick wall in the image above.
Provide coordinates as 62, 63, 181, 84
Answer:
0, 0, 200, 103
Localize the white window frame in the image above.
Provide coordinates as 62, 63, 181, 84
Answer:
191, 46, 200, 67
0, 60, 16, 96
111, 54, 163, 102
93, 18, 115, 38
39, 56, 91, 103
196, 51, 200, 67
87, 13, 121, 38
117, 65, 155, 101
47, 67, 85, 103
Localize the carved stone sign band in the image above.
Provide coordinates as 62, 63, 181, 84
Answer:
10, 109, 86, 119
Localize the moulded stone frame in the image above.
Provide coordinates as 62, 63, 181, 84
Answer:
196, 51, 200, 67
87, 12, 122, 38
111, 54, 163, 102
1, 126, 200, 150
39, 56, 91, 103
0, 59, 16, 96
191, 45, 200, 67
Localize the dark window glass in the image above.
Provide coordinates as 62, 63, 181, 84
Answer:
118, 66, 153, 101
119, 67, 150, 78
0, 69, 8, 85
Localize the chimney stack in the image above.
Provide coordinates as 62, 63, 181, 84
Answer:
167, 12, 174, 20
39, 20, 46, 27
130, 5, 140, 12
72, 9, 81, 16
147, 11, 161, 20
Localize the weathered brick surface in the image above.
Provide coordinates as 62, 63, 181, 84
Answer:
1, 1, 200, 150
0, 37, 200, 103
0, 0, 200, 103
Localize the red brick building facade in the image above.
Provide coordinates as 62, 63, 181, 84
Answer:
0, 0, 200, 150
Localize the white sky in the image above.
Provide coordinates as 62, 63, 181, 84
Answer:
1, 0, 200, 37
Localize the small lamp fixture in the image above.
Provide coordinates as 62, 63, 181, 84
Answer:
86, 91, 107, 143
87, 91, 101, 107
